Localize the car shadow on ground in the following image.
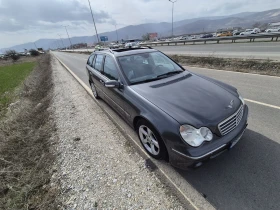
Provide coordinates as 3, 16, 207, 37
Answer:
176, 129, 280, 210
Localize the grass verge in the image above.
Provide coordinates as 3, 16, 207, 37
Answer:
169, 54, 280, 77
0, 54, 59, 209
0, 62, 36, 116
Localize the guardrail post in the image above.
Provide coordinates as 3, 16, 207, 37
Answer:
161, 43, 163, 46
184, 42, 186, 45
250, 39, 252, 42
204, 41, 206, 44
232, 40, 234, 43
271, 37, 274, 41
253, 38, 255, 42
276, 37, 279, 41
217, 40, 219, 44
168, 43, 170, 46
175, 42, 177, 45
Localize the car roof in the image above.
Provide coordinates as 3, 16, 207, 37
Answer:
92, 47, 158, 57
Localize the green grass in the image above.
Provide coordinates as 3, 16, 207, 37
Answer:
0, 62, 36, 111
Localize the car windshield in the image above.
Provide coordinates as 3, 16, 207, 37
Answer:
118, 52, 184, 84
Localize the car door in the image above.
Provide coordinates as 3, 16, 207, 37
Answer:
101, 55, 128, 118
88, 54, 106, 96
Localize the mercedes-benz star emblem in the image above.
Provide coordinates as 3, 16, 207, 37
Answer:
227, 100, 234, 109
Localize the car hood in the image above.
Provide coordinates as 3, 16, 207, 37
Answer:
131, 72, 241, 128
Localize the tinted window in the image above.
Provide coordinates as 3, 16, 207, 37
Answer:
87, 54, 95, 66
103, 56, 119, 80
94, 54, 104, 71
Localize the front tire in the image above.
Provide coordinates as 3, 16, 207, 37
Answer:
90, 82, 100, 99
136, 120, 168, 160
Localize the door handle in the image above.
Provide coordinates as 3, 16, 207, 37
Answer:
99, 79, 105, 85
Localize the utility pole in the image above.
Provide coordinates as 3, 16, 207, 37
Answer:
115, 24, 119, 42
57, 34, 65, 49
169, 0, 177, 38
88, 0, 100, 43
62, 25, 73, 50
34, 42, 38, 50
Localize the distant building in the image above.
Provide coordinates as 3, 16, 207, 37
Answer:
149, 33, 158, 41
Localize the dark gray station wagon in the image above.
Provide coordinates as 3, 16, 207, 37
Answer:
86, 47, 248, 169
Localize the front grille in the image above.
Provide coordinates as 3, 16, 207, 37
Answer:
218, 105, 244, 136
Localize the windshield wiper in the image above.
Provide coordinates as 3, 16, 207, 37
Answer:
156, 70, 183, 78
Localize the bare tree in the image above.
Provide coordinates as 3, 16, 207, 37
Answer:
5, 50, 20, 61
252, 22, 261, 28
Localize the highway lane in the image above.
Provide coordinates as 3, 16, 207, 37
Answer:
71, 41, 280, 60
154, 41, 280, 60
53, 51, 280, 210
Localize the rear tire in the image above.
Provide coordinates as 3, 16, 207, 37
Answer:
90, 82, 100, 99
136, 119, 168, 160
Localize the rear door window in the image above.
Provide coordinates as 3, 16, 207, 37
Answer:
94, 54, 104, 72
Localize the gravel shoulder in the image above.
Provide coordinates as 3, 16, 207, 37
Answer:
50, 56, 184, 209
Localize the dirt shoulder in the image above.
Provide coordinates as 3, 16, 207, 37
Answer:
168, 54, 280, 77
0, 54, 59, 209
50, 55, 184, 209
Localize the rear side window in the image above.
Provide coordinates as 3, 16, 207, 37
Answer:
87, 54, 95, 66
94, 54, 104, 71
103, 56, 119, 80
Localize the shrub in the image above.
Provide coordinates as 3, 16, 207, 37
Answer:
29, 49, 40, 56
5, 50, 20, 61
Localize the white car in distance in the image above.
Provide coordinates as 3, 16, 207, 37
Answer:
240, 29, 258, 35
265, 28, 280, 33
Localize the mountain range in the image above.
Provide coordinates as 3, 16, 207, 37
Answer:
1, 8, 280, 53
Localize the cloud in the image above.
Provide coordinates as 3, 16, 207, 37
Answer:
0, 0, 112, 32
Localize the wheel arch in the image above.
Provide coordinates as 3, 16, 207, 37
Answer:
133, 115, 170, 161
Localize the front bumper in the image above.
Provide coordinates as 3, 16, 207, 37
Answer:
169, 105, 248, 169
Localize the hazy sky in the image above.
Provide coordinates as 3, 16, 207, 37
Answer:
0, 0, 279, 48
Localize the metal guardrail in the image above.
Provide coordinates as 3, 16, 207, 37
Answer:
140, 33, 280, 46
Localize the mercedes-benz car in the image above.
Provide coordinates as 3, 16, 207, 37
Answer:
86, 47, 248, 169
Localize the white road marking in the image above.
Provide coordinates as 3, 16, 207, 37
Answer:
245, 99, 280, 110
186, 65, 280, 79
53, 54, 206, 210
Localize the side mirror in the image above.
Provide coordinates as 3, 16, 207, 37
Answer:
105, 80, 120, 88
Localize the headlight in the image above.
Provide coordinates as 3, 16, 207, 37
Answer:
237, 91, 245, 105
179, 125, 213, 147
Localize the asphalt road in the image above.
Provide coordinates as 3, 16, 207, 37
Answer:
53, 51, 280, 210
154, 41, 280, 60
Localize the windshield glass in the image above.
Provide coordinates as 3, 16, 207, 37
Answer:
118, 52, 184, 84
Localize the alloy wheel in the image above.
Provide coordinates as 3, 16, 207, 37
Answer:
139, 125, 160, 155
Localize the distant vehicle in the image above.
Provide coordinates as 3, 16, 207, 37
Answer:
253, 28, 261, 33
240, 29, 258, 35
125, 42, 140, 48
217, 31, 233, 37
200, 34, 213, 38
265, 28, 280, 33
233, 30, 243, 36
109, 42, 120, 49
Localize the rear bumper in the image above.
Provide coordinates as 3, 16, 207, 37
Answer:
169, 105, 248, 169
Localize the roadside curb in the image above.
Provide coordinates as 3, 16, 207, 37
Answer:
52, 52, 216, 210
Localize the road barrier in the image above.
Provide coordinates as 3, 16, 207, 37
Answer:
140, 32, 280, 46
